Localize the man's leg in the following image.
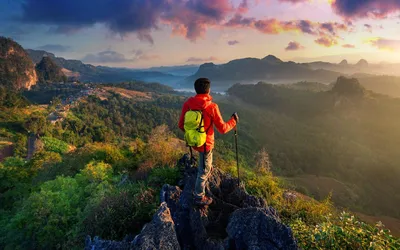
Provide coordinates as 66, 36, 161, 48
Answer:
195, 150, 213, 200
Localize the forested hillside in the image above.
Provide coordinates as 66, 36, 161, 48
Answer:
0, 81, 399, 249
225, 77, 400, 218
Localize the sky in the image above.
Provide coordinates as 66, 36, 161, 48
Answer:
1, 0, 400, 68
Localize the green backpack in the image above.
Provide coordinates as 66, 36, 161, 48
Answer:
184, 109, 207, 147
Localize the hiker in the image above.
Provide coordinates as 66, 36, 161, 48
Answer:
178, 78, 239, 206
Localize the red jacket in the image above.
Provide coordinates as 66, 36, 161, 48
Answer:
178, 94, 237, 152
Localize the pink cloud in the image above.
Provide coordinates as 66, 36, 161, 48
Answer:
285, 41, 305, 51
342, 44, 356, 48
186, 56, 218, 62
368, 37, 400, 51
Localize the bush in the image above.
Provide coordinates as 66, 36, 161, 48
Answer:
4, 176, 84, 249
136, 125, 184, 179
83, 183, 157, 240
148, 166, 180, 187
2, 160, 116, 249
291, 212, 400, 249
41, 136, 69, 154
81, 161, 112, 183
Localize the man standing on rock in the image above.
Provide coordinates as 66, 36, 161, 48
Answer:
179, 78, 239, 206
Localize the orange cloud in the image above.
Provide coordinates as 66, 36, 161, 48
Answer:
315, 36, 338, 47
342, 44, 355, 48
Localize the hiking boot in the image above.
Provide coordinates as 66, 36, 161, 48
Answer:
194, 196, 213, 206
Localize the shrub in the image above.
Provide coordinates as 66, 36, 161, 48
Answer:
80, 161, 112, 183
148, 166, 180, 187
41, 136, 69, 154
291, 212, 400, 249
84, 143, 125, 164
29, 151, 62, 173
83, 183, 157, 240
4, 176, 84, 249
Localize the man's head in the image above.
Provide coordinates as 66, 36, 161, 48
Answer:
194, 78, 211, 94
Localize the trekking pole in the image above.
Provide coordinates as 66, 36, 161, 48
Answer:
234, 125, 240, 186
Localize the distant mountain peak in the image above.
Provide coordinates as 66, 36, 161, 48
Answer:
339, 59, 348, 65
356, 59, 368, 67
332, 76, 365, 96
36, 56, 66, 83
262, 55, 283, 63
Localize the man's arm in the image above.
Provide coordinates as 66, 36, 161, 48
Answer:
213, 104, 236, 134
178, 101, 189, 131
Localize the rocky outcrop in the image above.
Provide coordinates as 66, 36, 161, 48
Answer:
0, 37, 37, 90
332, 76, 366, 97
35, 56, 66, 83
85, 154, 298, 249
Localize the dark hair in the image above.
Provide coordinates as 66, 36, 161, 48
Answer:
194, 78, 211, 94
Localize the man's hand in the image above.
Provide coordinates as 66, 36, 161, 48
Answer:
231, 112, 239, 123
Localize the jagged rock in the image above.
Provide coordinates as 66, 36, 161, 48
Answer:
227, 207, 297, 250
84, 235, 134, 250
133, 202, 180, 250
85, 154, 298, 249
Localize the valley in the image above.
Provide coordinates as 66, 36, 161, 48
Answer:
1, 36, 400, 248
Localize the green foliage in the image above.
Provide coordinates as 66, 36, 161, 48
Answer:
13, 133, 27, 158
0, 157, 29, 193
148, 166, 180, 187
0, 87, 29, 108
23, 83, 84, 104
80, 161, 113, 182
35, 56, 66, 83
1, 161, 115, 249
29, 150, 62, 173
111, 81, 176, 94
83, 183, 157, 240
24, 113, 50, 135
224, 81, 400, 218
42, 136, 69, 154
291, 212, 400, 249
62, 94, 183, 146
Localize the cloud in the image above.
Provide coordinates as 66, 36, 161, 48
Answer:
163, 0, 234, 41
228, 40, 240, 45
364, 23, 372, 32
319, 22, 348, 36
342, 44, 356, 48
237, 0, 249, 14
279, 0, 309, 3
186, 56, 218, 62
19, 0, 240, 42
285, 41, 305, 51
225, 14, 255, 27
82, 50, 134, 63
36, 44, 71, 52
315, 36, 338, 47
132, 49, 161, 60
331, 0, 400, 19
225, 15, 348, 45
368, 37, 400, 51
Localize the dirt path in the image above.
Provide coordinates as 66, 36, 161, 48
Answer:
26, 134, 37, 160
0, 142, 14, 162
